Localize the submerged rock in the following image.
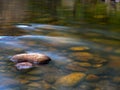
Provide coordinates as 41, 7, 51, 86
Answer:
86, 74, 99, 82
55, 72, 86, 87
15, 62, 33, 70
10, 53, 51, 64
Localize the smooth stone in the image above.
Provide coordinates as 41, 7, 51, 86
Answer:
15, 62, 33, 70
92, 57, 108, 64
66, 63, 88, 72
40, 81, 53, 90
55, 72, 86, 87
10, 53, 51, 64
26, 76, 41, 81
86, 74, 99, 82
19, 79, 30, 84
28, 82, 41, 87
70, 46, 90, 51
92, 64, 103, 68
77, 62, 92, 67
71, 52, 93, 61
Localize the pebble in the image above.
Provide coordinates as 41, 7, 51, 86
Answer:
66, 63, 88, 72
70, 46, 89, 51
92, 57, 108, 64
77, 62, 92, 67
71, 52, 93, 61
15, 62, 33, 70
92, 64, 103, 68
55, 72, 86, 87
86, 74, 99, 82
28, 82, 41, 87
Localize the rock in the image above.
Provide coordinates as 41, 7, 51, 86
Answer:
55, 72, 86, 87
10, 53, 51, 64
92, 64, 103, 68
92, 57, 108, 64
28, 82, 41, 87
76, 62, 92, 67
66, 63, 88, 72
86, 74, 99, 82
71, 52, 93, 61
70, 46, 89, 51
15, 62, 33, 70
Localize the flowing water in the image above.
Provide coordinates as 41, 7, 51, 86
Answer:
0, 23, 120, 90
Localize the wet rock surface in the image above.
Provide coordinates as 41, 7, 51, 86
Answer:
10, 53, 51, 64
15, 62, 33, 70
10, 53, 51, 70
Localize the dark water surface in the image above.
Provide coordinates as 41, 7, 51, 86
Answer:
0, 24, 120, 90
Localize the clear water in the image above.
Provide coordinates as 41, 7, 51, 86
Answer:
0, 24, 120, 90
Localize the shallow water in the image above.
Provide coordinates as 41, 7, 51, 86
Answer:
0, 24, 120, 90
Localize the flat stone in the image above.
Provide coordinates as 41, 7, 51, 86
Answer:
70, 46, 89, 51
66, 63, 88, 72
28, 82, 41, 87
15, 62, 33, 70
71, 52, 93, 61
55, 72, 86, 87
92, 57, 108, 64
77, 62, 92, 67
86, 74, 99, 82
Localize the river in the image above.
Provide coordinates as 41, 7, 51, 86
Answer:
0, 23, 120, 90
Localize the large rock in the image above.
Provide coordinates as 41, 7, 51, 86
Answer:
55, 72, 86, 87
10, 53, 51, 64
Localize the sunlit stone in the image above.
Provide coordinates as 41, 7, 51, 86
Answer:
10, 53, 51, 64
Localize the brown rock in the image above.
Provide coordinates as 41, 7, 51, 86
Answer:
10, 53, 51, 64
86, 74, 99, 82
66, 63, 88, 72
70, 46, 89, 51
71, 52, 93, 61
55, 72, 86, 87
77, 62, 92, 67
